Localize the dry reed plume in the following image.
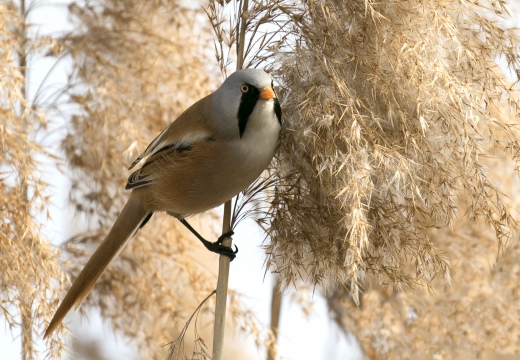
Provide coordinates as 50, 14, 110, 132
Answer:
265, 0, 520, 301
261, 0, 520, 358
326, 77, 520, 358
1, 2, 68, 358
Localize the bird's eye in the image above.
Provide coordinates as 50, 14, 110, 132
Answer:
240, 84, 249, 93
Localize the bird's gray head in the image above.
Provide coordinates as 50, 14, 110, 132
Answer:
223, 68, 273, 93
213, 69, 281, 138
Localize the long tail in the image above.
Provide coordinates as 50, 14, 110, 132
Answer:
44, 193, 151, 338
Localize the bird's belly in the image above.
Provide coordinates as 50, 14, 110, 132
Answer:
146, 135, 277, 217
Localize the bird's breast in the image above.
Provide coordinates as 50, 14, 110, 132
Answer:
146, 107, 280, 217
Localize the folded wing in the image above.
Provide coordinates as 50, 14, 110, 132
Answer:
126, 135, 213, 190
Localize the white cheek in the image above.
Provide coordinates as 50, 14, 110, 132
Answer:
249, 101, 279, 129
241, 101, 281, 156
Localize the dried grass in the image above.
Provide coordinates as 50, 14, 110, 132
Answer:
263, 0, 520, 304
330, 211, 520, 358
1, 2, 67, 358
326, 80, 520, 358
258, 0, 520, 358
55, 0, 221, 357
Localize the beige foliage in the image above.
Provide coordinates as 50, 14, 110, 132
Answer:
266, 0, 520, 304
0, 2, 69, 359
328, 106, 520, 357
331, 216, 520, 358
259, 0, 520, 358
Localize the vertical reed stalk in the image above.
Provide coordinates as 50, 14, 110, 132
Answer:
212, 1, 249, 358
267, 278, 282, 360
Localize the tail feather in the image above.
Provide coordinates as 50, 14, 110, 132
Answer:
44, 193, 150, 338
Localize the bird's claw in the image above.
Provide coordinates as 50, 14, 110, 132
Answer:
217, 230, 234, 245
203, 230, 238, 260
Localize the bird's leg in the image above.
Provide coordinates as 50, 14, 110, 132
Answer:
179, 218, 237, 260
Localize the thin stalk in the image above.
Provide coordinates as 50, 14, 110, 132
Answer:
236, 0, 249, 70
212, 1, 249, 358
212, 200, 233, 360
267, 278, 282, 360
18, 0, 35, 358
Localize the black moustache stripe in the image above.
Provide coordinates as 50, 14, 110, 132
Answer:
274, 97, 282, 125
237, 83, 260, 138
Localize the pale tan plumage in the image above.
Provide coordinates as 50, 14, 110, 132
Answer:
44, 69, 281, 337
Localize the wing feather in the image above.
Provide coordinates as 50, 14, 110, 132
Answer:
128, 94, 215, 170
125, 95, 217, 190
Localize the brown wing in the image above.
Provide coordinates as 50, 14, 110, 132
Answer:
125, 136, 214, 189
126, 94, 216, 189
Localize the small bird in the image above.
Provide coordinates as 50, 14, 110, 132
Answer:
44, 68, 282, 338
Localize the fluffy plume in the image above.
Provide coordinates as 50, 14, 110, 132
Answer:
0, 2, 67, 358
265, 0, 520, 304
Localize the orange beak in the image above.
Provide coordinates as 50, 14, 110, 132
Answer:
259, 87, 276, 100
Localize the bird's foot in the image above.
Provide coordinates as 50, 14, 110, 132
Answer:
217, 230, 234, 244
202, 230, 238, 260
